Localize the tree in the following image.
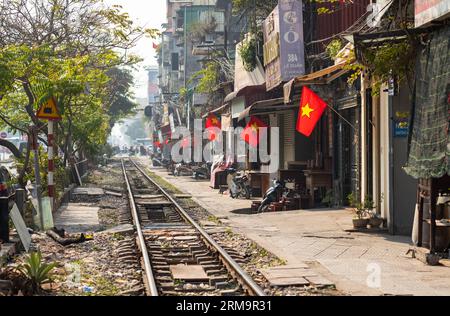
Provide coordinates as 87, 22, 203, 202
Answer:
0, 0, 158, 187
104, 67, 137, 128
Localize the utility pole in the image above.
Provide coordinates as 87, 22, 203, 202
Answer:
47, 120, 55, 212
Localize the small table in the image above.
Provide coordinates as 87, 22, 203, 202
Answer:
303, 169, 332, 208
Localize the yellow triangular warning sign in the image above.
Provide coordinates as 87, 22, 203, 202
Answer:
36, 97, 62, 121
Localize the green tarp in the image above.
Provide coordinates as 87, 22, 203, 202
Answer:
404, 25, 450, 179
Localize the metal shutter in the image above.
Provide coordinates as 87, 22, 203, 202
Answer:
283, 112, 295, 169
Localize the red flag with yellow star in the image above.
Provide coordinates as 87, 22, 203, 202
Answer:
205, 114, 221, 141
181, 137, 190, 148
296, 86, 328, 137
241, 116, 267, 147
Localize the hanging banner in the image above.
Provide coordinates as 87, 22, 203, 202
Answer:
263, 0, 305, 91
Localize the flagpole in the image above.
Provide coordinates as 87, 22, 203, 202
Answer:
326, 103, 357, 131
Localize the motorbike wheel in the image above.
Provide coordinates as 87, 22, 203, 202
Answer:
258, 199, 270, 213
244, 187, 251, 200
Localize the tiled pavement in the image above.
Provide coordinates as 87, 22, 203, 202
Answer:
139, 158, 450, 296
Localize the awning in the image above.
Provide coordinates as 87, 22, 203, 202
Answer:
238, 98, 297, 121
283, 61, 351, 103
223, 84, 266, 104
202, 103, 230, 119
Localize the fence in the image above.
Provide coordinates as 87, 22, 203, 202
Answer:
71, 159, 89, 186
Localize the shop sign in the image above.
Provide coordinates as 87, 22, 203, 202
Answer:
388, 76, 397, 96
264, 7, 282, 91
415, 0, 450, 28
263, 0, 305, 91
393, 111, 410, 137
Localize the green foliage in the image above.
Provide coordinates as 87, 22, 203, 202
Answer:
238, 37, 258, 72
232, 0, 277, 39
17, 251, 57, 294
361, 41, 416, 95
105, 67, 137, 127
347, 192, 357, 208
189, 19, 218, 43
325, 39, 343, 60
189, 63, 219, 94
232, 0, 278, 18
311, 0, 350, 15
363, 195, 375, 210
321, 189, 334, 207
348, 193, 377, 219
0, 0, 158, 175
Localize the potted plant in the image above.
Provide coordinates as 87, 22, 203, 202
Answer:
364, 196, 384, 229
353, 202, 369, 229
348, 193, 369, 229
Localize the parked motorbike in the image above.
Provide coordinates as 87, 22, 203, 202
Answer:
226, 168, 251, 200
258, 180, 286, 213
151, 155, 164, 167
173, 163, 193, 177
160, 159, 174, 174
192, 162, 212, 180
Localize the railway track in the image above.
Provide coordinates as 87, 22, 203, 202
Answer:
121, 159, 265, 297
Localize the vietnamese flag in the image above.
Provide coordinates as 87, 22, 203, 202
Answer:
181, 137, 190, 148
205, 114, 221, 141
241, 116, 268, 148
296, 86, 328, 137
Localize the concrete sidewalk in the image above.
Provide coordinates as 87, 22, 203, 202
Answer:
140, 159, 450, 296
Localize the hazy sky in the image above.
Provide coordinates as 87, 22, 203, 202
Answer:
104, 0, 166, 99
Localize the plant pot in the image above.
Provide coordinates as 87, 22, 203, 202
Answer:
353, 218, 369, 229
369, 217, 383, 229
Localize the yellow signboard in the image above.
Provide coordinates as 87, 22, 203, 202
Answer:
36, 97, 62, 121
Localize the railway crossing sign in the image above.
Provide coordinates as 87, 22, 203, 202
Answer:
36, 97, 62, 121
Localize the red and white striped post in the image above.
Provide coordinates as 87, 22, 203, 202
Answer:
47, 120, 55, 211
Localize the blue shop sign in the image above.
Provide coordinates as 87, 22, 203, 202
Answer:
394, 121, 409, 137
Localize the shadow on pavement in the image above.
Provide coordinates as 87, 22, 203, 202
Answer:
231, 208, 256, 215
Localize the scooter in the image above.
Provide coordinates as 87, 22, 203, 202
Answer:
192, 162, 212, 180
226, 168, 251, 200
173, 163, 193, 177
151, 155, 164, 167
258, 180, 286, 213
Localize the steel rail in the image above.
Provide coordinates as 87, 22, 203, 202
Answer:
121, 159, 159, 296
130, 159, 266, 297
